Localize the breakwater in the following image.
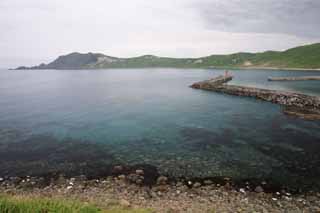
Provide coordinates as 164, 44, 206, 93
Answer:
191, 75, 233, 89
191, 75, 320, 120
268, 76, 320, 81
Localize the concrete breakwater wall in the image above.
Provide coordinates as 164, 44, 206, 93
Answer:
268, 76, 320, 81
191, 76, 320, 120
191, 75, 233, 89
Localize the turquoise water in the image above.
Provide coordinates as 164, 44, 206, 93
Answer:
0, 68, 320, 190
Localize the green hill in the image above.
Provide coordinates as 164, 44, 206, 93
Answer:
16, 43, 320, 70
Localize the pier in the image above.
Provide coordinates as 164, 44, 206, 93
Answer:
268, 76, 320, 81
191, 75, 233, 89
191, 75, 320, 120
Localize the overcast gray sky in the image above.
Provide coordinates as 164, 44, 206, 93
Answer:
1, 0, 319, 68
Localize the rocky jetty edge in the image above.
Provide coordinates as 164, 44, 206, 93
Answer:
191, 75, 320, 120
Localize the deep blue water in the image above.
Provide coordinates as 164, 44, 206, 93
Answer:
0, 68, 320, 190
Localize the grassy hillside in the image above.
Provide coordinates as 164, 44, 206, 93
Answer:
16, 43, 320, 70
189, 43, 320, 69
86, 55, 193, 69
265, 43, 320, 68
46, 52, 106, 69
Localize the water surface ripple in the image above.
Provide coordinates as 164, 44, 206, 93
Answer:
0, 68, 319, 191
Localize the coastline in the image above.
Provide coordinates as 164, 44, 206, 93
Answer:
1, 67, 320, 212
1, 171, 320, 212
10, 66, 320, 71
11, 43, 320, 71
207, 66, 320, 72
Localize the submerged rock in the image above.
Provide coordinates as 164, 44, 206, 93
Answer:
156, 176, 168, 185
56, 175, 66, 185
204, 180, 213, 185
135, 169, 144, 176
127, 173, 144, 185
113, 165, 124, 173
193, 182, 202, 188
255, 186, 264, 193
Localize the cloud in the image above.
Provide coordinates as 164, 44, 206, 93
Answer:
0, 0, 319, 68
194, 0, 320, 37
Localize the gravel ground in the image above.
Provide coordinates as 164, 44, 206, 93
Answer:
1, 173, 320, 213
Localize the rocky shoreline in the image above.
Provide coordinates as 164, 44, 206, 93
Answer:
1, 167, 320, 212
0, 169, 291, 195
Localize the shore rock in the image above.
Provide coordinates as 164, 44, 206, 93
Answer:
135, 169, 144, 175
193, 182, 202, 188
156, 176, 168, 185
119, 199, 131, 207
255, 186, 264, 193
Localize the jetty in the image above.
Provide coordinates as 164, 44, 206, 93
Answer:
191, 75, 320, 120
191, 75, 233, 89
268, 76, 320, 81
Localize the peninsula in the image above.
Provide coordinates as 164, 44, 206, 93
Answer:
15, 43, 320, 70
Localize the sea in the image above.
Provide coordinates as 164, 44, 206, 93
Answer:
0, 68, 319, 191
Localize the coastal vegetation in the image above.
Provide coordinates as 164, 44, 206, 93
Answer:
0, 195, 101, 213
0, 195, 152, 213
16, 43, 320, 70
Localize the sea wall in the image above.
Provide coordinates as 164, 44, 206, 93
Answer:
191, 75, 233, 89
191, 76, 320, 119
268, 76, 320, 81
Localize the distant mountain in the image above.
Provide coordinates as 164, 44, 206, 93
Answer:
16, 43, 320, 70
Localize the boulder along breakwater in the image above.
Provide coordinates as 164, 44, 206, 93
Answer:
191, 75, 320, 120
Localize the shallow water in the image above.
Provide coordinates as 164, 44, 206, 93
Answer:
0, 68, 320, 190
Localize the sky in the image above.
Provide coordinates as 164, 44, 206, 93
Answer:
1, 0, 319, 68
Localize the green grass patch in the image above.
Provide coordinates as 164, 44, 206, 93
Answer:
104, 207, 153, 213
0, 195, 153, 213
